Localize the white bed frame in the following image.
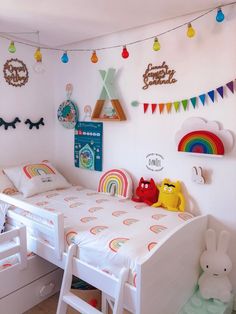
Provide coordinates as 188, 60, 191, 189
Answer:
0, 224, 27, 271
0, 192, 208, 314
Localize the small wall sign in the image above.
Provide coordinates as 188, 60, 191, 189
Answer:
146, 153, 164, 171
3, 58, 29, 87
142, 62, 177, 90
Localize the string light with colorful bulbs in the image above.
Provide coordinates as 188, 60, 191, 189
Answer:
0, 1, 234, 65
8, 41, 16, 53
186, 23, 196, 38
216, 7, 225, 22
153, 37, 161, 51
33, 47, 45, 73
61, 51, 69, 63
34, 47, 42, 62
91, 50, 98, 63
121, 46, 129, 59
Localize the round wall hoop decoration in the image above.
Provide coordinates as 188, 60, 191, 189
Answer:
3, 58, 29, 87
57, 99, 79, 129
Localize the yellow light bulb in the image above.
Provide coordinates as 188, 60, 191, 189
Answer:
153, 37, 161, 51
91, 51, 98, 63
34, 48, 42, 62
187, 23, 196, 38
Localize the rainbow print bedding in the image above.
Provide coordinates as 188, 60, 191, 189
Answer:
7, 186, 194, 285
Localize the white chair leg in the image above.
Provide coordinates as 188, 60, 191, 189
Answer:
57, 244, 77, 314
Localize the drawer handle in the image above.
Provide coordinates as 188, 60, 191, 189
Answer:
39, 282, 55, 297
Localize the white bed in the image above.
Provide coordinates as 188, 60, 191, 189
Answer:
0, 185, 208, 314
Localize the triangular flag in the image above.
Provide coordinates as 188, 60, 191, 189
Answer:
208, 90, 215, 103
226, 81, 234, 94
144, 103, 149, 113
151, 103, 157, 114
174, 101, 180, 112
166, 103, 172, 113
216, 86, 224, 98
159, 103, 165, 114
199, 94, 206, 105
190, 97, 197, 108
182, 99, 188, 111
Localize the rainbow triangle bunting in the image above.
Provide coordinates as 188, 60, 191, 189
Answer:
166, 102, 172, 113
151, 103, 157, 114
142, 78, 235, 115
208, 90, 215, 103
144, 103, 149, 113
190, 97, 197, 108
226, 81, 234, 94
182, 99, 188, 111
216, 86, 224, 98
199, 94, 206, 105
174, 101, 180, 112
159, 103, 165, 114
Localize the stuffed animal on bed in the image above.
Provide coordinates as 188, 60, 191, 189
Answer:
132, 178, 159, 206
152, 178, 185, 212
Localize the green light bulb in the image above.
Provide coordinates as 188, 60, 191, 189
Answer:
8, 41, 16, 53
153, 37, 161, 51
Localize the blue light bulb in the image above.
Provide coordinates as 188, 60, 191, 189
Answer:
216, 8, 225, 23
61, 52, 69, 63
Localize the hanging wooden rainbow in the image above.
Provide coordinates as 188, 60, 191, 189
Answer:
98, 168, 133, 199
178, 130, 224, 156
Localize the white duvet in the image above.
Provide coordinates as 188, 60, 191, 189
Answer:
7, 186, 194, 285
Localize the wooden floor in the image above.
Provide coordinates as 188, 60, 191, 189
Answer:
24, 293, 77, 314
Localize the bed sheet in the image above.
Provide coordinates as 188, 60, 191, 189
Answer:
7, 186, 194, 285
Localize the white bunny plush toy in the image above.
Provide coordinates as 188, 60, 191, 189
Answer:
198, 229, 232, 303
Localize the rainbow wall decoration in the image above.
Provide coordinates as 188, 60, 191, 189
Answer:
178, 130, 225, 156
98, 168, 133, 199
23, 163, 55, 179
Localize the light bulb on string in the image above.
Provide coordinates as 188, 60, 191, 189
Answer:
91, 50, 98, 63
153, 37, 161, 51
33, 47, 45, 73
34, 47, 42, 62
216, 8, 225, 22
61, 51, 69, 63
8, 41, 16, 53
122, 45, 129, 59
187, 23, 196, 38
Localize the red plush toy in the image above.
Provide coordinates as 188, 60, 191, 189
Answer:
132, 178, 159, 206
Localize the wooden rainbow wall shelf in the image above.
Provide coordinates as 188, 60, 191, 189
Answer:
91, 68, 126, 121
175, 117, 234, 157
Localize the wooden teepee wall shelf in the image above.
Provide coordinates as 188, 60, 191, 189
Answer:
91, 68, 126, 121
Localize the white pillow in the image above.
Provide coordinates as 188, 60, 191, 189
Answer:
0, 170, 18, 195
4, 162, 71, 198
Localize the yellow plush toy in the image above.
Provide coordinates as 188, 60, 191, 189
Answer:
152, 179, 185, 212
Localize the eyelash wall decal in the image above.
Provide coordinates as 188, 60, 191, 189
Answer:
25, 118, 45, 130
0, 117, 21, 130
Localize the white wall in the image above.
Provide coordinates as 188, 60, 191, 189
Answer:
55, 6, 236, 289
0, 41, 55, 167
53, 5, 236, 292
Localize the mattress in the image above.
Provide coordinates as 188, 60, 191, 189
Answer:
6, 186, 194, 285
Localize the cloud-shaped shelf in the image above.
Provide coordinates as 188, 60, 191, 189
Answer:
175, 117, 233, 157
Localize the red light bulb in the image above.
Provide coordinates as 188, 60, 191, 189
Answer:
122, 46, 129, 59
